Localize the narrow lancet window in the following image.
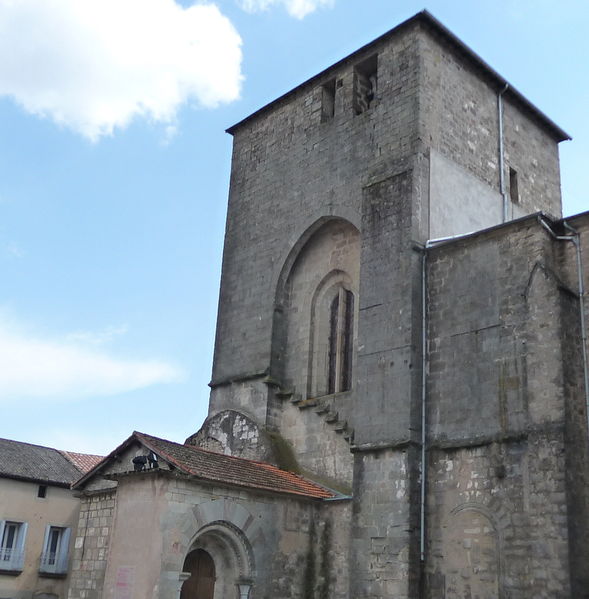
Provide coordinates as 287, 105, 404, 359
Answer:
327, 288, 354, 394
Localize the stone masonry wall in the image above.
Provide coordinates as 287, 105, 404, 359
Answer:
424, 217, 577, 597
350, 447, 421, 599
68, 490, 115, 599
211, 23, 422, 389
418, 25, 562, 225
546, 212, 589, 596
91, 473, 352, 599
426, 433, 570, 599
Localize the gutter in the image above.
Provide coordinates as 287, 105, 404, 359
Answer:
0, 473, 71, 488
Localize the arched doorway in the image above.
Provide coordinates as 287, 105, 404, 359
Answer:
181, 520, 255, 599
180, 549, 215, 599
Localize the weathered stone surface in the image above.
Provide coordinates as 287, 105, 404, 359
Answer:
69, 12, 588, 599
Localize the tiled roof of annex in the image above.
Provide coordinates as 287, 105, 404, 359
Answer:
59, 451, 103, 474
0, 437, 102, 486
130, 432, 335, 500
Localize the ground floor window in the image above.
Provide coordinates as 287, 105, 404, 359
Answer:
0, 520, 27, 572
39, 525, 71, 575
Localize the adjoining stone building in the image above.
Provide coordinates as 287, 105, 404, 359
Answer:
69, 10, 589, 599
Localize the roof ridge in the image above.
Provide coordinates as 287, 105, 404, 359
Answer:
0, 437, 65, 453
73, 431, 335, 499
59, 450, 104, 474
60, 449, 103, 459
0, 437, 102, 460
135, 431, 298, 471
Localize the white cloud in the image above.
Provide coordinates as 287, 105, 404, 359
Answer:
5, 242, 24, 258
0, 0, 243, 140
65, 324, 129, 346
0, 319, 185, 402
237, 0, 333, 19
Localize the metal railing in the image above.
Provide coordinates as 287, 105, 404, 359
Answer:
39, 550, 68, 574
0, 547, 24, 570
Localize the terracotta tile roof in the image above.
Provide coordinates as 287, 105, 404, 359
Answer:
135, 432, 334, 500
60, 451, 103, 474
0, 437, 87, 486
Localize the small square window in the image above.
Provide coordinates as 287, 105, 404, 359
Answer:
38, 485, 47, 498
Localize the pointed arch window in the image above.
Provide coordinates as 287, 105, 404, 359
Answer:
307, 269, 358, 399
327, 288, 354, 394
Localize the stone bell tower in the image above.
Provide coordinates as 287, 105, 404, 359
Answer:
190, 11, 580, 598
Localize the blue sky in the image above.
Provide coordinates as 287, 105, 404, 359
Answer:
1, 0, 587, 455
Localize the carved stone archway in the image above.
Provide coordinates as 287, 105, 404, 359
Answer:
179, 521, 255, 599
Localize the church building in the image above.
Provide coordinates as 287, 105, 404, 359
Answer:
68, 11, 589, 599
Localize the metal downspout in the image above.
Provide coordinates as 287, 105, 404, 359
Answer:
498, 84, 509, 222
417, 236, 460, 565
420, 247, 428, 563
539, 216, 589, 436
417, 233, 474, 567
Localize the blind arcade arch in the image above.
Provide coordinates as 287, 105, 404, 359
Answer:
271, 218, 360, 401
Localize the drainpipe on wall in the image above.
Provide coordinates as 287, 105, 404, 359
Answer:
416, 233, 472, 567
419, 246, 428, 564
538, 216, 589, 437
497, 84, 509, 223
415, 232, 474, 572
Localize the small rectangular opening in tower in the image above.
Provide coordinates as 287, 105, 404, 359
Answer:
321, 79, 336, 121
354, 54, 378, 115
509, 167, 519, 203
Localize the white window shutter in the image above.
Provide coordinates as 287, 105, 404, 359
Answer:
14, 522, 27, 570
40, 524, 51, 571
58, 528, 71, 573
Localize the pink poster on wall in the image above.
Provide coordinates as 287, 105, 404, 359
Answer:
115, 566, 135, 599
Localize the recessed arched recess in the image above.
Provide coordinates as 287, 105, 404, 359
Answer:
181, 521, 255, 599
444, 504, 503, 599
271, 217, 360, 398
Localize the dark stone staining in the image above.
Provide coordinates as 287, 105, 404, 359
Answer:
303, 516, 332, 599
265, 430, 301, 473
